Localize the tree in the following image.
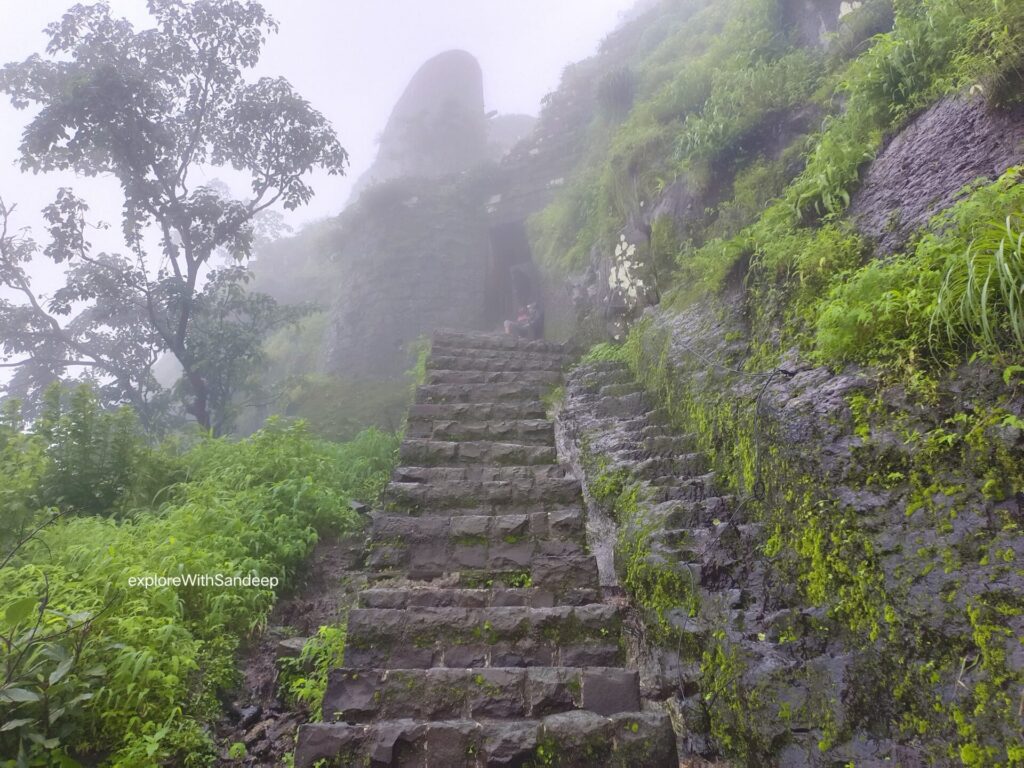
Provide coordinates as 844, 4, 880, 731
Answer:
0, 0, 347, 432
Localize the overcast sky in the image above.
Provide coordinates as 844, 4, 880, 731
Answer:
0, 0, 635, 247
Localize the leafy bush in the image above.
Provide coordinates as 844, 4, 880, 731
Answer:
0, 401, 48, 552
813, 167, 1024, 367
33, 386, 180, 519
787, 114, 882, 222
813, 255, 940, 365
0, 419, 397, 766
705, 154, 798, 242
679, 49, 822, 166
596, 66, 637, 119
280, 624, 347, 721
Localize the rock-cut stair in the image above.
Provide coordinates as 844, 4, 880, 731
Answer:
296, 331, 678, 767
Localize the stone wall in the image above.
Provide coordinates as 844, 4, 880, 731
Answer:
559, 292, 1023, 764
324, 178, 493, 378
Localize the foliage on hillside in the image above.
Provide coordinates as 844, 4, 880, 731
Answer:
532, 0, 1024, 368
535, 0, 1024, 375
0, 387, 397, 766
544, 0, 1023, 765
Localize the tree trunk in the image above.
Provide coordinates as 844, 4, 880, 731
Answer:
184, 368, 213, 434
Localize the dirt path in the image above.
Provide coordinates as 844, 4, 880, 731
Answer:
213, 531, 367, 767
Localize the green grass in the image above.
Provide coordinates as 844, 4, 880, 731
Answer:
934, 201, 1024, 356
812, 167, 1024, 369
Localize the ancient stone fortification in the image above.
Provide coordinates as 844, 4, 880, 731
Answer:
319, 49, 555, 380
324, 179, 493, 378
348, 50, 488, 201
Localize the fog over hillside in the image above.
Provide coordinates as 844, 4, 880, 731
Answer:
0, 0, 634, 286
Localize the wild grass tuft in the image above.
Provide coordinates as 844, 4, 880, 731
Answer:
934, 210, 1024, 357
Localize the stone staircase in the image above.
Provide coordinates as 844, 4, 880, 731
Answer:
560, 360, 772, 761
295, 331, 678, 767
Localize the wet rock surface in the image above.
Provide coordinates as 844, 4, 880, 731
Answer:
559, 354, 943, 763
560, 358, 775, 760
849, 95, 1024, 253
295, 330, 678, 767
562, 295, 1024, 764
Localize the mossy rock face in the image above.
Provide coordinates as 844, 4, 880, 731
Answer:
848, 96, 1024, 255
607, 712, 679, 767
561, 305, 1023, 765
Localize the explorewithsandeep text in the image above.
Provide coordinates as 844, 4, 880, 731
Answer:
128, 573, 280, 589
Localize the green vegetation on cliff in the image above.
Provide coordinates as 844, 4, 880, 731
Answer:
544, 0, 1023, 764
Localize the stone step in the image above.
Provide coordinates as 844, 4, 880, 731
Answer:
432, 330, 569, 355
653, 496, 735, 528
647, 472, 718, 503
603, 433, 699, 457
584, 417, 673, 439
366, 509, 587, 577
424, 369, 564, 387
431, 344, 572, 362
384, 479, 582, 514
603, 451, 708, 478
570, 365, 634, 391
429, 353, 569, 373
296, 710, 678, 768
363, 553, 600, 598
344, 604, 623, 670
384, 467, 582, 513
584, 430, 698, 453
416, 382, 547, 405
598, 382, 644, 398
405, 417, 554, 445
392, 465, 570, 484
399, 438, 556, 467
358, 586, 600, 610
323, 666, 641, 724
408, 402, 548, 423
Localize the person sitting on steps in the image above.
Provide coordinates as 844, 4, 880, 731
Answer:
504, 302, 543, 340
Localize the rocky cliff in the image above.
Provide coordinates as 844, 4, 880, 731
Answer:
521, 0, 1024, 765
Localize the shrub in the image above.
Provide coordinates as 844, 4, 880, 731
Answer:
931, 167, 1024, 358
280, 624, 347, 721
678, 49, 823, 166
0, 401, 48, 551
596, 67, 637, 119
813, 255, 940, 365
812, 167, 1024, 368
33, 385, 180, 518
0, 420, 397, 766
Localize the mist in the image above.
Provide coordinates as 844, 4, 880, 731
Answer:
0, 0, 635, 249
